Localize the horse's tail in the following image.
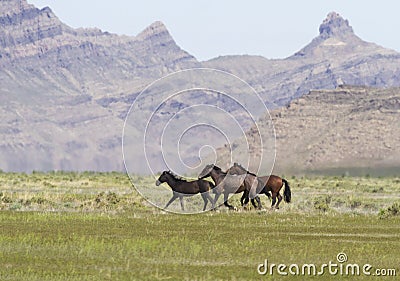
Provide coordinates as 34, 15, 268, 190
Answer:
282, 179, 291, 203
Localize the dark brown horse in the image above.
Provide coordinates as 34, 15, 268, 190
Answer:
156, 171, 215, 211
228, 163, 291, 209
198, 164, 261, 210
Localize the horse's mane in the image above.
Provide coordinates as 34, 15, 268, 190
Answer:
212, 165, 227, 175
213, 165, 222, 171
233, 162, 257, 177
165, 170, 188, 182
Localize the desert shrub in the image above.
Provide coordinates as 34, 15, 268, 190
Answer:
371, 187, 384, 193
95, 192, 105, 204
379, 202, 400, 219
94, 192, 120, 207
106, 192, 120, 204
10, 203, 22, 210
347, 198, 362, 209
314, 196, 331, 212
332, 198, 346, 207
1, 192, 13, 203
31, 196, 46, 205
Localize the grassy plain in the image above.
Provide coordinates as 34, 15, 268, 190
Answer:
0, 172, 399, 280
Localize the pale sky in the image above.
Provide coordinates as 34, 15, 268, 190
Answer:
29, 0, 400, 61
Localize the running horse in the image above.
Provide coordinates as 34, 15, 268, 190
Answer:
198, 164, 261, 210
228, 163, 291, 209
156, 170, 215, 211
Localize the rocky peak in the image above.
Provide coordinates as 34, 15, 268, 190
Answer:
0, 0, 74, 59
136, 21, 171, 41
292, 12, 366, 58
319, 12, 354, 38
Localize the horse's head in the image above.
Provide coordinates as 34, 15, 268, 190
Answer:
198, 164, 214, 179
156, 170, 170, 186
228, 162, 247, 175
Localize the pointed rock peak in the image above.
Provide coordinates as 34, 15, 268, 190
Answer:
39, 6, 55, 16
148, 21, 168, 31
136, 21, 171, 41
319, 12, 354, 38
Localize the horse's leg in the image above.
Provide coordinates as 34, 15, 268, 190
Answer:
252, 196, 262, 210
164, 193, 178, 209
241, 190, 250, 207
223, 192, 235, 210
275, 193, 283, 209
240, 191, 246, 206
206, 192, 215, 210
250, 196, 261, 209
248, 178, 258, 202
179, 196, 184, 211
251, 197, 257, 208
213, 193, 221, 208
271, 192, 278, 210
201, 193, 208, 211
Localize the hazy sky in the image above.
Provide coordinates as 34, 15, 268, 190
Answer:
29, 0, 400, 61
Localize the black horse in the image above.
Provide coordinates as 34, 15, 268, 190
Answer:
156, 170, 215, 211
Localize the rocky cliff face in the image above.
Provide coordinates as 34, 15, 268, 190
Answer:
219, 85, 400, 175
0, 0, 198, 172
1, 2, 399, 173
272, 86, 400, 174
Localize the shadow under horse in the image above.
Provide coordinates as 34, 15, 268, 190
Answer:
156, 171, 215, 211
227, 163, 291, 209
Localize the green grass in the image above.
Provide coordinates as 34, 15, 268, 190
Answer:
0, 172, 400, 280
0, 212, 399, 280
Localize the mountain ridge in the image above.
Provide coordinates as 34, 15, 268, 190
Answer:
1, 2, 399, 173
0, 0, 199, 172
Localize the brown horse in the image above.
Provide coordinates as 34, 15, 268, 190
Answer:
228, 163, 291, 209
198, 164, 261, 210
156, 171, 215, 211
